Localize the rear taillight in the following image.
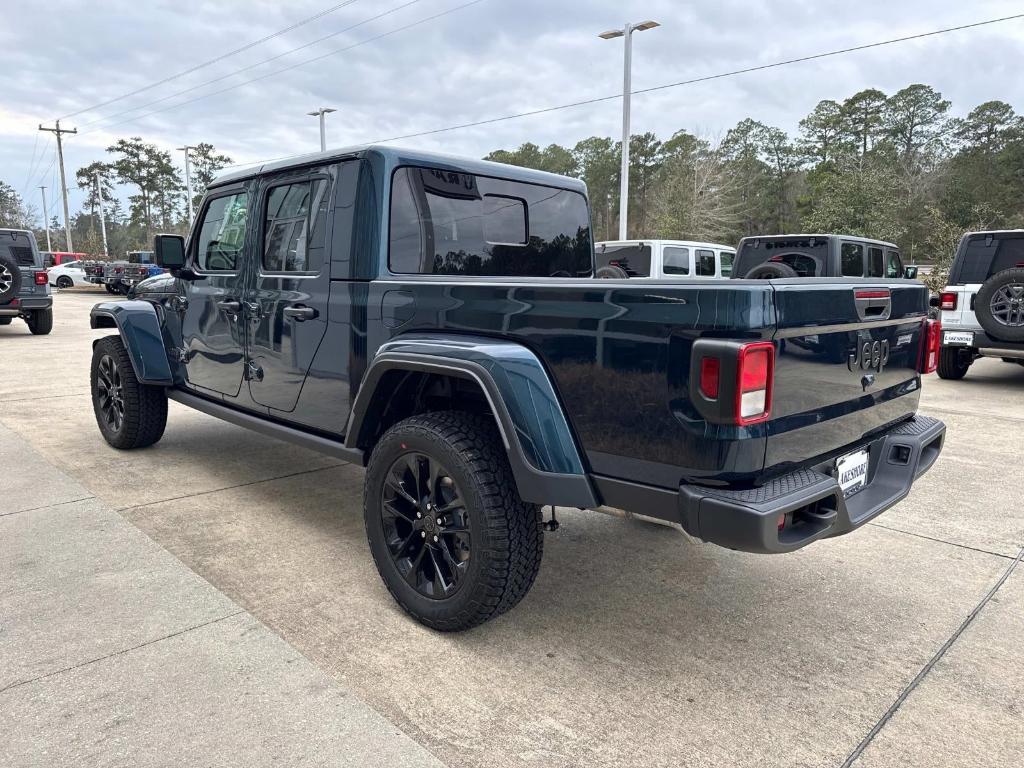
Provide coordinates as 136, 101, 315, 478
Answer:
736, 342, 774, 425
939, 292, 957, 311
699, 357, 720, 399
34, 271, 48, 285
920, 319, 941, 374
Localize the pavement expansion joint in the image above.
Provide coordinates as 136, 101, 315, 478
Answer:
0, 495, 96, 519
839, 545, 1024, 767
867, 521, 1020, 561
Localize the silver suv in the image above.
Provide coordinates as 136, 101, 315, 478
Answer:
0, 228, 54, 335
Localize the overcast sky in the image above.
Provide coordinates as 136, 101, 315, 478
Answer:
3, 0, 1023, 220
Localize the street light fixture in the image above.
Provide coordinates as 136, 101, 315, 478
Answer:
307, 107, 337, 152
599, 20, 660, 240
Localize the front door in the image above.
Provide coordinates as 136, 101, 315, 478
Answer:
180, 185, 252, 398
245, 170, 333, 413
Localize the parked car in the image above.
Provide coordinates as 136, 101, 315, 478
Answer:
732, 234, 919, 280
936, 229, 1024, 379
0, 228, 54, 334
42, 251, 88, 268
595, 240, 735, 279
48, 260, 92, 288
88, 145, 945, 631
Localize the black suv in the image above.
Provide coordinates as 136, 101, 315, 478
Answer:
88, 146, 944, 630
0, 228, 54, 334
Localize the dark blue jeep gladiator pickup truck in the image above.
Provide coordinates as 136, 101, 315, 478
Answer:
88, 145, 945, 630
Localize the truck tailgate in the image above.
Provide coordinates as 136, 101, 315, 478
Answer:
766, 280, 928, 475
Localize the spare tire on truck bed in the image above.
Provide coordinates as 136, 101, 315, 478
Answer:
744, 261, 799, 280
975, 267, 1024, 343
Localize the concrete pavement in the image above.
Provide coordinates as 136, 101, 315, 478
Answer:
1, 289, 1022, 767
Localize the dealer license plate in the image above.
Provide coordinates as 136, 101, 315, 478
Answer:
836, 449, 869, 498
943, 331, 974, 346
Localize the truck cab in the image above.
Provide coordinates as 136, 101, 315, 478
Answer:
595, 239, 735, 279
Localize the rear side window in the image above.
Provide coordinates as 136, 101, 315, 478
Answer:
885, 250, 903, 278
720, 251, 734, 277
841, 243, 865, 277
696, 249, 716, 276
867, 246, 884, 277
597, 243, 652, 276
389, 166, 592, 277
662, 246, 689, 275
263, 178, 330, 273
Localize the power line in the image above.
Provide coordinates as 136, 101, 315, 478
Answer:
373, 12, 1024, 143
80, 0, 490, 136
20, 131, 42, 197
59, 0, 364, 120
78, 0, 424, 131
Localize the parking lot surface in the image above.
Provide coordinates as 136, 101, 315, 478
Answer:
2, 290, 1022, 767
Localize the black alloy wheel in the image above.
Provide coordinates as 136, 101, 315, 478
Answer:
95, 353, 126, 434
381, 452, 471, 599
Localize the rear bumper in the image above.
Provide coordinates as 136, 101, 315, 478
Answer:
0, 296, 53, 315
941, 328, 1024, 358
593, 414, 945, 555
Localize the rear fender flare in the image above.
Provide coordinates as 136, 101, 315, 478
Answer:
347, 335, 597, 509
89, 300, 174, 385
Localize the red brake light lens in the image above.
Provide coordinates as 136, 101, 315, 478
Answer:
735, 342, 774, 425
920, 318, 941, 374
34, 271, 48, 285
939, 292, 957, 311
699, 357, 720, 399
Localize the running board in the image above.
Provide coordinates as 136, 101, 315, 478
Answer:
167, 389, 366, 466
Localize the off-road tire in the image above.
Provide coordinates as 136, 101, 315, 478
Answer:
105, 283, 118, 294
26, 308, 53, 335
55, 275, 73, 289
90, 335, 168, 449
745, 261, 799, 279
596, 264, 629, 279
937, 346, 971, 380
364, 411, 543, 631
975, 267, 1024, 343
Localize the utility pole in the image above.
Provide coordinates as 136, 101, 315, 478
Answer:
39, 120, 77, 251
95, 171, 109, 258
307, 107, 336, 152
599, 21, 660, 240
177, 145, 196, 223
38, 186, 52, 252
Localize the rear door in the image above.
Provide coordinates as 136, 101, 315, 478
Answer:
244, 166, 334, 413
766, 280, 928, 472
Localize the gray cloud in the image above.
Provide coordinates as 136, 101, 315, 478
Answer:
3, 0, 1022, 215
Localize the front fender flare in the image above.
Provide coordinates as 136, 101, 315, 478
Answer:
347, 335, 597, 509
90, 301, 174, 385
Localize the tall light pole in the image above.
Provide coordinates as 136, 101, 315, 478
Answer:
307, 107, 336, 152
95, 171, 109, 258
599, 20, 660, 240
177, 145, 196, 223
38, 186, 52, 252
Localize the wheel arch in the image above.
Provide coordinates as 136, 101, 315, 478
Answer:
90, 300, 174, 385
347, 336, 597, 509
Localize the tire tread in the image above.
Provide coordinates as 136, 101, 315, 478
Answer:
91, 335, 168, 449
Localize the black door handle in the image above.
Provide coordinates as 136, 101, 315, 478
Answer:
283, 305, 317, 321
216, 299, 242, 314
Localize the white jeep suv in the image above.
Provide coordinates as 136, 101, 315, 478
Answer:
938, 230, 1024, 379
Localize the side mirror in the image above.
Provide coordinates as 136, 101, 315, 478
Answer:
154, 234, 186, 269
903, 266, 919, 279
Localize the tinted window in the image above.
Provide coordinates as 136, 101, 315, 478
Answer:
720, 251, 734, 277
696, 249, 716, 276
954, 235, 1024, 283
662, 246, 689, 275
389, 167, 592, 277
597, 243, 651, 276
263, 179, 330, 273
196, 192, 248, 271
885, 250, 903, 278
841, 243, 865, 277
867, 246, 885, 277
733, 237, 827, 278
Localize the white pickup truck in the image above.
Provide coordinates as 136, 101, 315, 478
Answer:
937, 229, 1024, 379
